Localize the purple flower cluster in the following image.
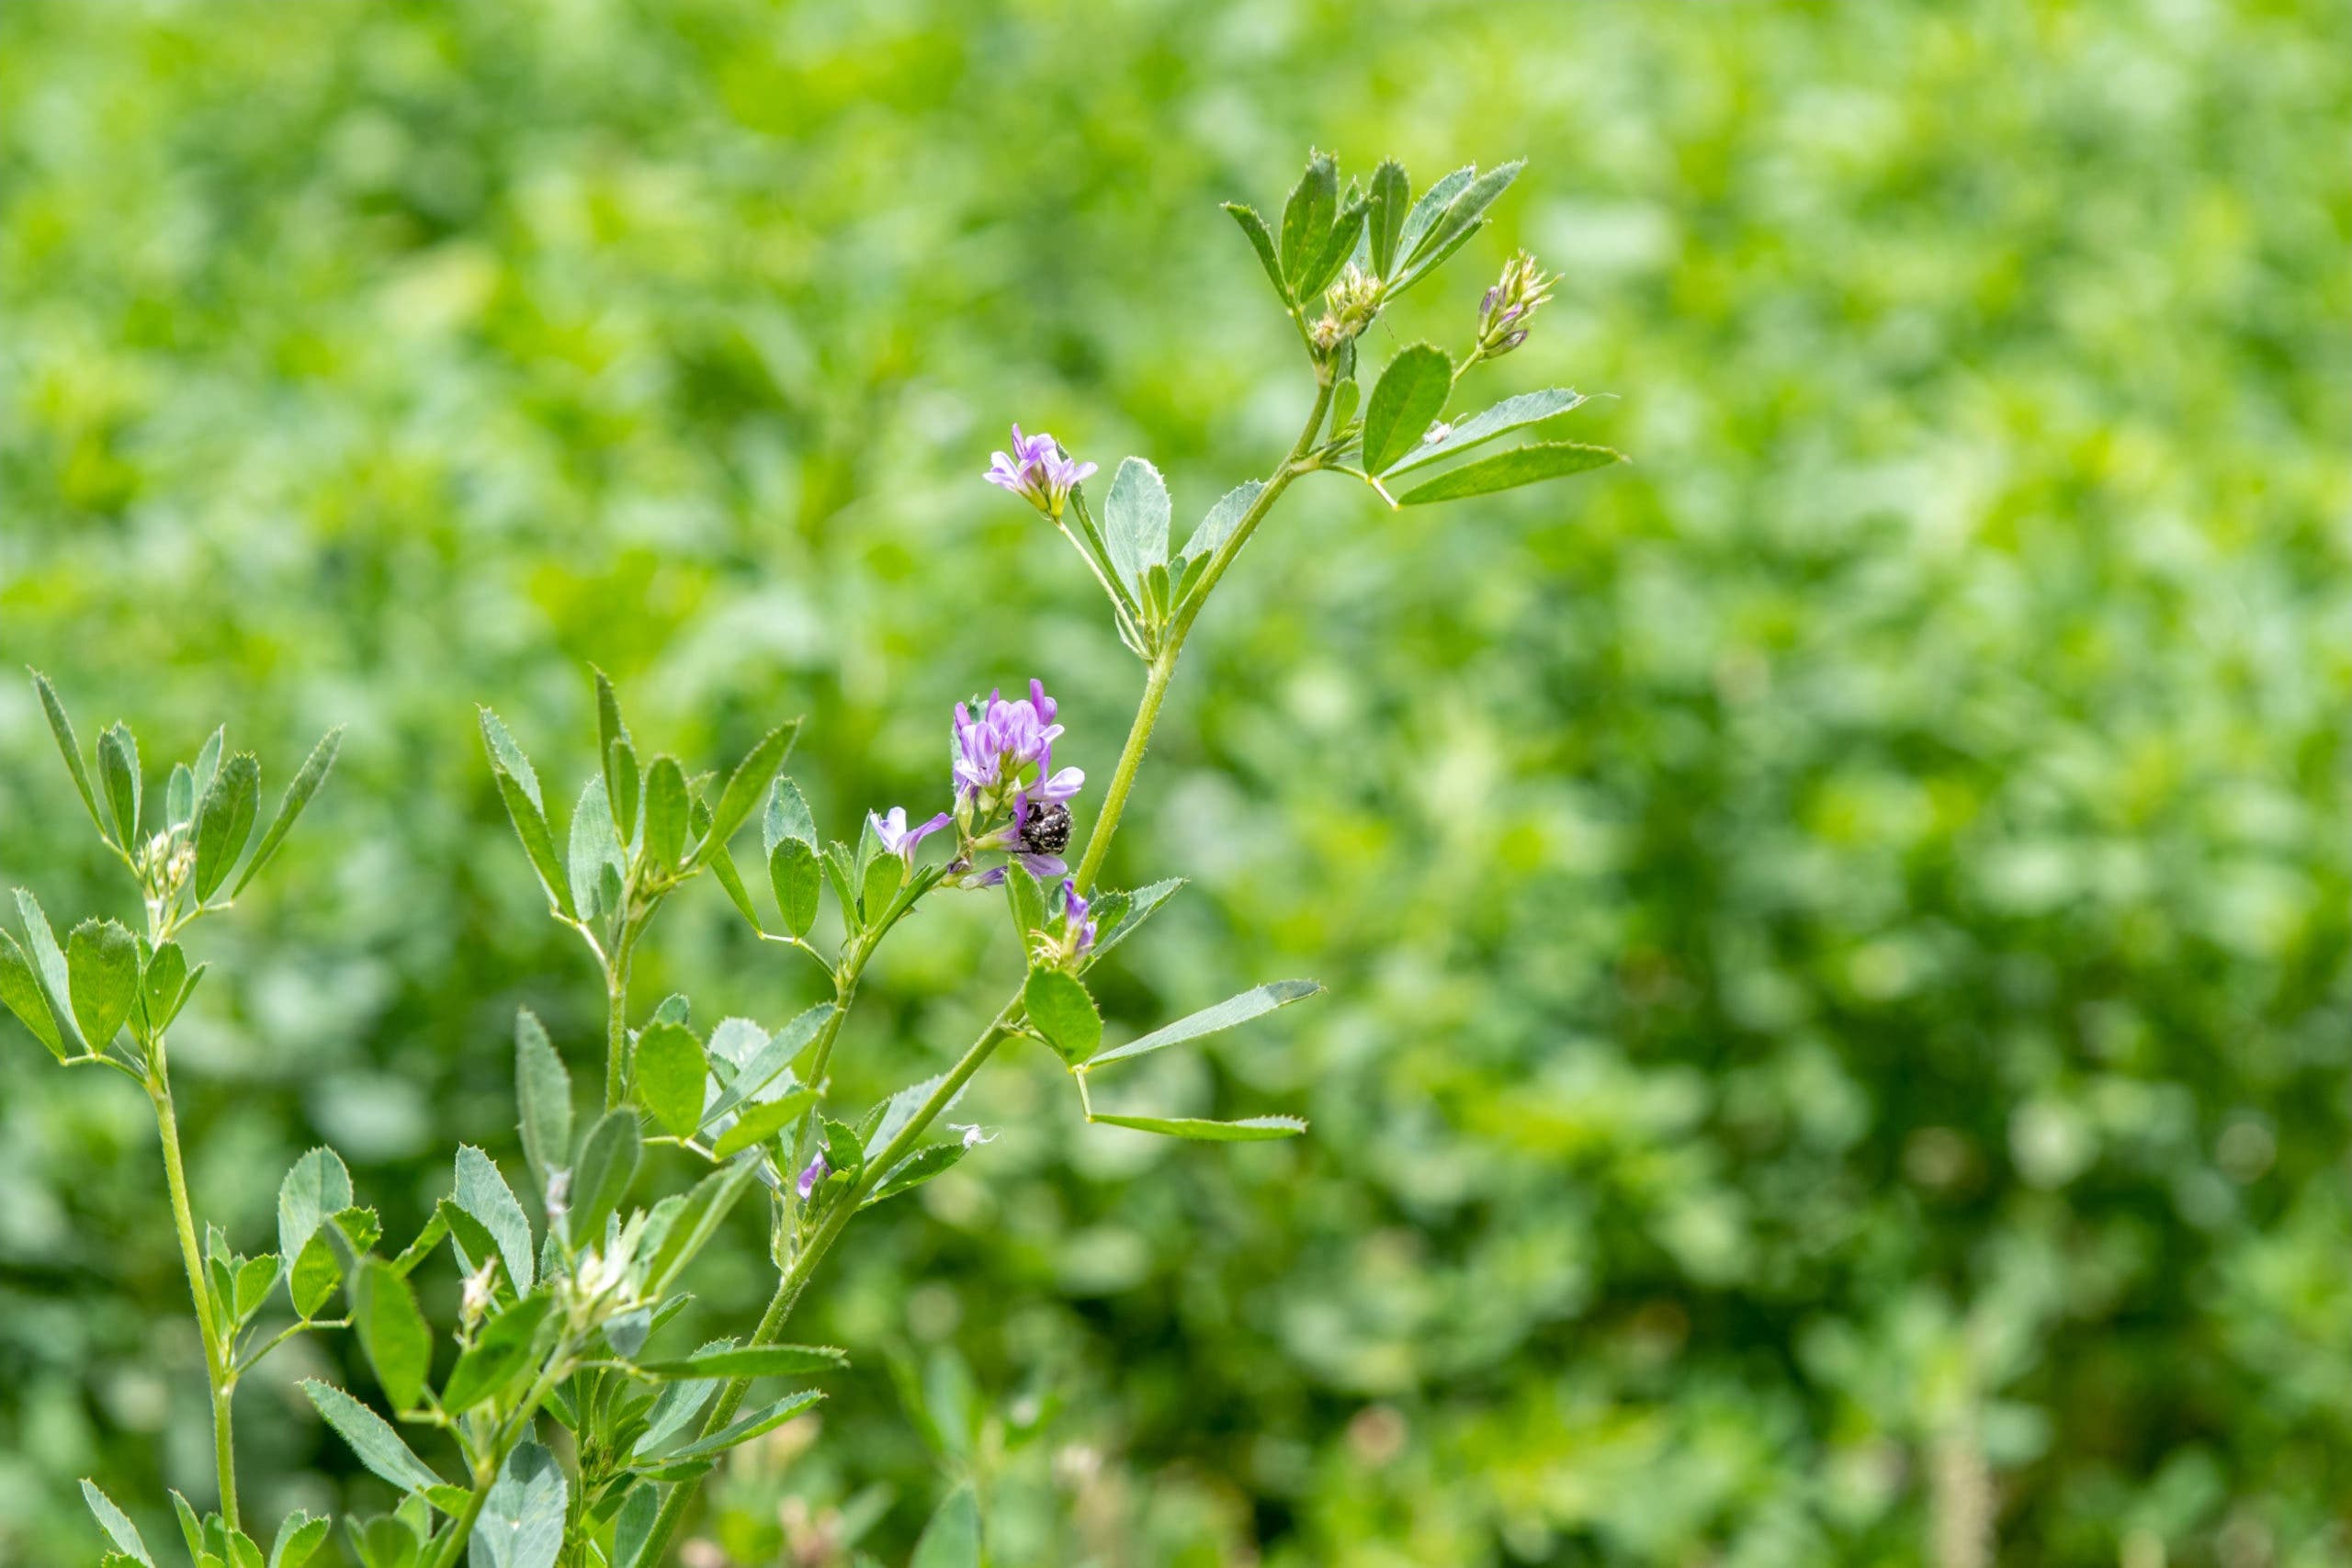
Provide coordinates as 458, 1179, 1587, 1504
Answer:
870, 805, 950, 864
983, 424, 1096, 518
950, 681, 1085, 882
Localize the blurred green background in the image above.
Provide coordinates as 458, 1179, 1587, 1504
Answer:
3, 0, 2348, 1562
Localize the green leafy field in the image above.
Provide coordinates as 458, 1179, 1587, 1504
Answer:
2, 0, 2346, 1562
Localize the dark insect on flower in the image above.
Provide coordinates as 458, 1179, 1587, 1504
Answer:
1018, 800, 1072, 856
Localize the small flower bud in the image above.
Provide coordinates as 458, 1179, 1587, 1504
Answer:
1476, 250, 1556, 359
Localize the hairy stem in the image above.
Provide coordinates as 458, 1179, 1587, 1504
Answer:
604, 934, 634, 1112
151, 1071, 238, 1531
638, 377, 1334, 1563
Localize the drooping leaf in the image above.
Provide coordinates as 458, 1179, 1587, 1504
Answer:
1023, 967, 1101, 1066
570, 1109, 641, 1243
96, 722, 142, 848
1365, 158, 1410, 278
300, 1380, 447, 1495
1222, 202, 1289, 304
567, 775, 628, 923
639, 1343, 849, 1379
1102, 457, 1171, 597
454, 1145, 537, 1292
31, 671, 105, 836
1086, 978, 1324, 1067
472, 1440, 566, 1568
514, 1009, 572, 1192
910, 1483, 981, 1568
1383, 389, 1588, 474
693, 722, 801, 867
635, 1020, 707, 1137
81, 1478, 153, 1564
1277, 150, 1339, 291
233, 727, 343, 897
1396, 440, 1624, 504
438, 1292, 553, 1414
1088, 1112, 1309, 1141
191, 751, 260, 901
1361, 344, 1454, 476
0, 929, 64, 1060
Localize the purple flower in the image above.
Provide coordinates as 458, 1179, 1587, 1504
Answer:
983, 423, 1096, 517
870, 806, 951, 864
1057, 878, 1097, 960
953, 682, 1083, 809
796, 1154, 829, 1201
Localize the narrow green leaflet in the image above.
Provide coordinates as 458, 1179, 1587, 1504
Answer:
1102, 457, 1170, 596
351, 1258, 434, 1411
136, 940, 189, 1040
65, 919, 140, 1049
709, 843, 763, 931
1179, 482, 1262, 564
710, 1090, 817, 1159
639, 1343, 848, 1379
636, 1020, 707, 1137
643, 1154, 763, 1293
1365, 159, 1409, 277
31, 672, 105, 836
96, 723, 141, 847
652, 1390, 825, 1464
1396, 440, 1624, 504
1360, 344, 1454, 476
1277, 150, 1338, 290
641, 757, 689, 872
1089, 1113, 1308, 1141
1085, 978, 1323, 1067
0, 929, 65, 1059
1402, 160, 1522, 273
1209, 200, 1285, 322
232, 727, 343, 897
514, 1009, 572, 1191
300, 1380, 447, 1495
233, 1253, 279, 1321
1383, 389, 1588, 475
594, 668, 636, 840
1083, 877, 1183, 965
769, 838, 820, 938
570, 1109, 641, 1242
191, 751, 260, 901
1023, 967, 1101, 1066
1396, 165, 1473, 259
15, 889, 82, 1052
439, 1293, 552, 1414
473, 1440, 566, 1568
567, 775, 627, 923
164, 762, 194, 830
762, 776, 817, 855
167, 1490, 204, 1562
481, 712, 573, 919
910, 1483, 981, 1568
1004, 862, 1047, 940
693, 722, 801, 867
860, 852, 903, 924
81, 1479, 153, 1565
864, 1142, 968, 1208
454, 1145, 536, 1292
1296, 197, 1369, 300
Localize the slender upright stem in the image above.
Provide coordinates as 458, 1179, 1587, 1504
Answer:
151, 1071, 238, 1531
604, 936, 634, 1112
635, 378, 1337, 1564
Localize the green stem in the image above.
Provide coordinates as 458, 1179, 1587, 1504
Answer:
638, 378, 1335, 1565
152, 1072, 238, 1532
604, 934, 634, 1112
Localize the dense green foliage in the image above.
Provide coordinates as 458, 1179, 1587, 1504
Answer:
3, 0, 2347, 1562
